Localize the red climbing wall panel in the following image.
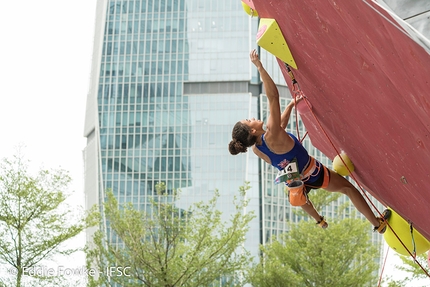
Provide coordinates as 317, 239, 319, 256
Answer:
251, 0, 430, 240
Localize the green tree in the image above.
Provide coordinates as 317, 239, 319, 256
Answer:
382, 252, 430, 287
395, 252, 429, 280
86, 183, 255, 287
0, 151, 97, 287
248, 189, 379, 287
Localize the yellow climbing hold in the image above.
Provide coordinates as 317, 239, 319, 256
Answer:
384, 208, 430, 256
241, 1, 258, 17
256, 18, 297, 69
333, 152, 355, 176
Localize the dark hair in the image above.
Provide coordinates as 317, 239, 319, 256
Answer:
228, 121, 257, 155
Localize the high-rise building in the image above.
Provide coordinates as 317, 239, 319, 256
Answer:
83, 0, 384, 281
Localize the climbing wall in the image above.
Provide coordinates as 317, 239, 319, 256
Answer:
250, 0, 430, 240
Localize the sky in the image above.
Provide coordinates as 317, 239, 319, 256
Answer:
0, 1, 96, 198
0, 0, 97, 284
0, 0, 428, 286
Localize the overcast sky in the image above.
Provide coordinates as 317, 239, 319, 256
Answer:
0, 0, 97, 196
0, 1, 96, 283
0, 0, 426, 285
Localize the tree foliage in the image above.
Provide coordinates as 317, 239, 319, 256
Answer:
86, 183, 255, 287
247, 189, 380, 287
0, 150, 97, 287
248, 218, 379, 287
395, 252, 429, 280
382, 252, 430, 287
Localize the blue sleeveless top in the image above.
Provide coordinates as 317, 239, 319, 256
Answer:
255, 132, 310, 172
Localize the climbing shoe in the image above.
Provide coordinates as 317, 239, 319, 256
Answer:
316, 216, 328, 229
374, 209, 392, 234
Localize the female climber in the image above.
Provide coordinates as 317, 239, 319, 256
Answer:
228, 49, 389, 232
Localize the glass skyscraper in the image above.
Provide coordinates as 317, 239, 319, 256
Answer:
83, 0, 383, 280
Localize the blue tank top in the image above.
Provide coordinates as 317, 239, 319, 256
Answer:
256, 132, 310, 172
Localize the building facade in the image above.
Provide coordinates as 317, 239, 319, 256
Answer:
83, 0, 384, 283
